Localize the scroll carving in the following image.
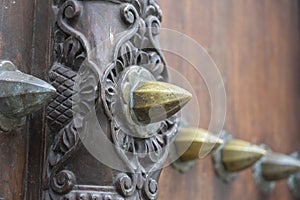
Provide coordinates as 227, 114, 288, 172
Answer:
44, 0, 177, 199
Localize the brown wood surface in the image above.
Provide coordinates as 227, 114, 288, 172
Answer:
0, 0, 51, 199
159, 0, 300, 200
0, 1, 35, 199
26, 0, 52, 199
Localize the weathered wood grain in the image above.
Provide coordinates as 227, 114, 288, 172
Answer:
0, 0, 35, 199
159, 1, 300, 199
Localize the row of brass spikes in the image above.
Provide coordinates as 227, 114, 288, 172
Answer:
129, 78, 300, 189
174, 128, 300, 181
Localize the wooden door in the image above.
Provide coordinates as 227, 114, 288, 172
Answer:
159, 1, 300, 200
0, 0, 299, 200
0, 0, 51, 199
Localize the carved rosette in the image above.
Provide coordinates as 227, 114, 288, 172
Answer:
44, 0, 178, 199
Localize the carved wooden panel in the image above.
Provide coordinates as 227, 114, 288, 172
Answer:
43, 0, 177, 199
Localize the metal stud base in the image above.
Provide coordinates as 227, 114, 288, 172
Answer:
288, 152, 300, 198
169, 142, 196, 173
211, 132, 237, 183
253, 157, 276, 195
252, 145, 276, 195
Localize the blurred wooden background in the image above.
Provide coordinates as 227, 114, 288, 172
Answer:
159, 0, 300, 199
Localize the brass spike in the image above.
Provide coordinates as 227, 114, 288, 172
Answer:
221, 139, 266, 172
175, 128, 223, 162
131, 81, 192, 124
261, 153, 300, 181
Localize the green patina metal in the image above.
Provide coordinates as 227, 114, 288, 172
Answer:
0, 60, 56, 133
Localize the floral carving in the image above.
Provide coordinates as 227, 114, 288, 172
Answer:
45, 0, 177, 199
44, 0, 98, 199
101, 0, 179, 199
116, 173, 159, 200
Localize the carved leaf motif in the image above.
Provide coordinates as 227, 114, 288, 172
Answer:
45, 0, 174, 199
99, 0, 177, 184
54, 34, 86, 72
50, 170, 76, 194
116, 173, 158, 200
51, 121, 78, 164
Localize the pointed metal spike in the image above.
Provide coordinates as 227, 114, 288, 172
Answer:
261, 153, 300, 181
0, 64, 56, 118
131, 81, 192, 124
221, 139, 266, 172
174, 128, 223, 162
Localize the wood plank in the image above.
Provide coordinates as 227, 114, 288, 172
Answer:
159, 0, 300, 199
26, 0, 52, 198
0, 0, 35, 199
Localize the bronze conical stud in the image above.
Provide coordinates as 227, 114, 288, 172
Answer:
131, 81, 192, 124
175, 128, 223, 162
221, 139, 266, 172
0, 60, 56, 118
261, 153, 300, 181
